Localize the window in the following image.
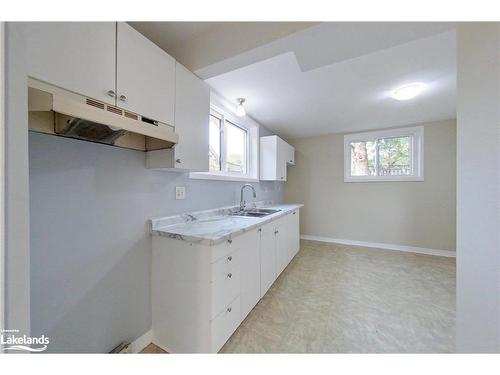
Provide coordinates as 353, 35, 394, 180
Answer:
224, 121, 247, 174
344, 126, 424, 182
209, 109, 248, 175
209, 114, 222, 171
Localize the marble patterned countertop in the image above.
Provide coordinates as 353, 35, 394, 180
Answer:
150, 201, 303, 246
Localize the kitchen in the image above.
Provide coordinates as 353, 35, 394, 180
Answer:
1, 9, 500, 369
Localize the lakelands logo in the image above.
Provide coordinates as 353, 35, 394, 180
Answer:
1, 329, 50, 352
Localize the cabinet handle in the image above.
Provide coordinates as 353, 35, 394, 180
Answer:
119, 94, 127, 102
175, 159, 181, 164
227, 256, 232, 261
227, 239, 232, 244
258, 228, 262, 232
227, 273, 232, 278
107, 90, 116, 98
227, 307, 232, 313
290, 160, 293, 163
280, 177, 284, 180
274, 230, 279, 234
293, 212, 296, 215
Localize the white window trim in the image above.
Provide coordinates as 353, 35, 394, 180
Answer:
190, 104, 259, 182
344, 126, 424, 182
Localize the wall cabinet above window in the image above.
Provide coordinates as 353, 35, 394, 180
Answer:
259, 135, 295, 181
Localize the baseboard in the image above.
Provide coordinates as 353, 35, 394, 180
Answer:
300, 234, 456, 258
130, 329, 153, 353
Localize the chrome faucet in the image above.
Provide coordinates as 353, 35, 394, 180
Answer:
240, 184, 256, 211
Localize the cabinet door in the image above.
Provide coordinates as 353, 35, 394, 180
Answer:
239, 229, 261, 319
25, 22, 116, 104
260, 223, 277, 298
275, 219, 288, 276
289, 210, 300, 258
174, 63, 210, 171
116, 22, 175, 125
276, 137, 288, 181
285, 143, 295, 165
283, 210, 300, 265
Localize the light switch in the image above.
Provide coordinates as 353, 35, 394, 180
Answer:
175, 186, 186, 200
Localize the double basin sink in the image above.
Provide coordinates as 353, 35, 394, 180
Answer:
231, 208, 281, 218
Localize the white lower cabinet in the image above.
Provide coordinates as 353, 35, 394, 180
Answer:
261, 209, 301, 293
211, 296, 241, 352
152, 209, 300, 353
239, 229, 261, 318
260, 222, 277, 298
276, 219, 289, 277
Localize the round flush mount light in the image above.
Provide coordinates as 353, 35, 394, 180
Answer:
391, 83, 425, 101
236, 98, 246, 117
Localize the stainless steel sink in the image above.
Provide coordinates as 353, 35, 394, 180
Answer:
231, 208, 281, 218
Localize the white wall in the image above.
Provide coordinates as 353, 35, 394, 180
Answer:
4, 22, 31, 340
284, 120, 457, 252
456, 23, 500, 353
0, 21, 5, 340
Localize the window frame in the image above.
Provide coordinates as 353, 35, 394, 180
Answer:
209, 107, 249, 176
191, 104, 258, 182
208, 112, 223, 172
344, 126, 424, 182
223, 119, 249, 175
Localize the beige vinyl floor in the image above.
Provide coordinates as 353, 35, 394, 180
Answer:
142, 240, 456, 353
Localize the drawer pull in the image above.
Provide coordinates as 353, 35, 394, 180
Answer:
227, 273, 232, 278
293, 211, 296, 215
227, 256, 232, 261
227, 307, 232, 313
227, 239, 232, 244
258, 228, 262, 232
274, 230, 279, 234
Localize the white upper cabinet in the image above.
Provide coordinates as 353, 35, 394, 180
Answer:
146, 63, 210, 171
259, 135, 295, 181
285, 142, 295, 165
116, 22, 175, 125
25, 22, 116, 105
172, 63, 210, 171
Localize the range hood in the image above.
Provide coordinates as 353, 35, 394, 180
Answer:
28, 78, 178, 151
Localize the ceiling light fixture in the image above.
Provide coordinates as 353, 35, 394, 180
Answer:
236, 98, 246, 117
391, 83, 425, 101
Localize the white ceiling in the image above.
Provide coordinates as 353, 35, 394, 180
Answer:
204, 23, 456, 138
128, 22, 223, 53
129, 22, 317, 72
132, 22, 457, 139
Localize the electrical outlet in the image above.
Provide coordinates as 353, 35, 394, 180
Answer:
175, 186, 186, 200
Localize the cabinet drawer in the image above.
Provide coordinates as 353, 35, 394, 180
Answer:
211, 249, 238, 283
211, 297, 241, 352
212, 267, 240, 318
211, 234, 246, 263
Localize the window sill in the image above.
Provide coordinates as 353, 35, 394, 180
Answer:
344, 176, 424, 183
189, 172, 259, 183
